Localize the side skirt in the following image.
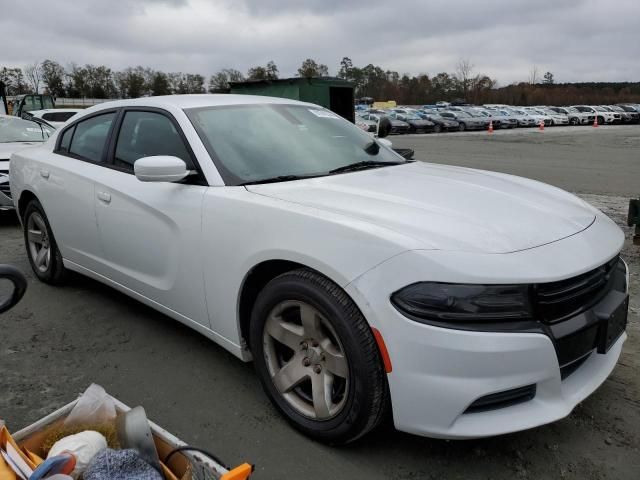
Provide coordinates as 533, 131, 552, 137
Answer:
63, 258, 252, 361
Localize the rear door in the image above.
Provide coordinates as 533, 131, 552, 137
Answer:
93, 108, 210, 327
39, 110, 118, 271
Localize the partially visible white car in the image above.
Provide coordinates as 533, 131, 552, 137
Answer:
9, 95, 629, 444
549, 107, 594, 125
28, 109, 82, 129
537, 108, 570, 126
522, 107, 553, 126
572, 105, 620, 124
0, 115, 53, 210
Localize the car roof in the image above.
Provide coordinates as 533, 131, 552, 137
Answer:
82, 94, 315, 113
29, 109, 83, 114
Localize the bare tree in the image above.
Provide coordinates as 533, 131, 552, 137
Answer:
528, 65, 539, 85
25, 62, 42, 93
455, 58, 474, 99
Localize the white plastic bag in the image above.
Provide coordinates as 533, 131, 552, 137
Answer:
63, 384, 116, 427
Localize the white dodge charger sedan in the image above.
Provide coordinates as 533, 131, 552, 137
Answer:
9, 95, 629, 443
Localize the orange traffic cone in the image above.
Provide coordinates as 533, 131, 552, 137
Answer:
539, 120, 545, 131
488, 120, 493, 134
593, 115, 599, 128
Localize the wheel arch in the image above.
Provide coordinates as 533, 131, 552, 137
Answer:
237, 258, 366, 351
17, 189, 40, 221
238, 259, 314, 349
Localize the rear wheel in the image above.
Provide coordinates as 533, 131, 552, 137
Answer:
433, 124, 442, 133
458, 122, 466, 132
250, 269, 389, 444
570, 117, 579, 125
23, 200, 66, 284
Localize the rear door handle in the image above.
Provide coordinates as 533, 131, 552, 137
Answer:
97, 191, 111, 204
40, 170, 50, 179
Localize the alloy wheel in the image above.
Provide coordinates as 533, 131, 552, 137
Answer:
27, 212, 51, 273
263, 300, 349, 420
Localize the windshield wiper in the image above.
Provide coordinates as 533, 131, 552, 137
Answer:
329, 160, 404, 175
240, 174, 320, 186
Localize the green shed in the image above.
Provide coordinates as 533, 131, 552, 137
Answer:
229, 77, 355, 123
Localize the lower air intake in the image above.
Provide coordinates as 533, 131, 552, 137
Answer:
464, 385, 537, 414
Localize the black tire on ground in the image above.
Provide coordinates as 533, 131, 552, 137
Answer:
570, 117, 579, 125
433, 124, 442, 133
598, 116, 605, 125
22, 199, 66, 284
458, 122, 466, 131
249, 268, 389, 444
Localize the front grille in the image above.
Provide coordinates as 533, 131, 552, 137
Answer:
534, 256, 619, 323
560, 352, 592, 380
0, 172, 10, 200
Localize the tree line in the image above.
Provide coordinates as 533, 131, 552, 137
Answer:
1, 57, 639, 106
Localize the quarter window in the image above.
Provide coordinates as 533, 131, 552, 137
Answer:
58, 125, 74, 153
114, 111, 193, 171
68, 112, 116, 163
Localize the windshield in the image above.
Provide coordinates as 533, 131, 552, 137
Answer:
186, 104, 404, 185
454, 112, 471, 118
0, 116, 51, 143
595, 106, 608, 112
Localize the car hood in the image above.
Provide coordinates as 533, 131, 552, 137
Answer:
0, 142, 40, 161
246, 162, 596, 254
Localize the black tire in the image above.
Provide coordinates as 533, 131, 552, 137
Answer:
598, 116, 605, 125
22, 199, 66, 284
570, 117, 579, 126
458, 122, 466, 132
249, 268, 389, 444
433, 124, 442, 133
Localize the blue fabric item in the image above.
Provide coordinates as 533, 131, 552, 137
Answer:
84, 448, 163, 480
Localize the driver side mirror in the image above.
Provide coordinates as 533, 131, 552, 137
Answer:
134, 156, 189, 183
0, 265, 27, 314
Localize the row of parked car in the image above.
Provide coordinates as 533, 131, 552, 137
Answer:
355, 103, 640, 134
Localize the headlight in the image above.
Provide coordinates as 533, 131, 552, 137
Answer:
391, 282, 532, 326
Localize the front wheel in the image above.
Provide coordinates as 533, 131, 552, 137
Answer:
22, 199, 66, 284
250, 269, 389, 444
598, 116, 605, 125
433, 124, 442, 133
458, 122, 466, 131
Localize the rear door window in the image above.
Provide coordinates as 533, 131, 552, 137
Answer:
43, 111, 77, 122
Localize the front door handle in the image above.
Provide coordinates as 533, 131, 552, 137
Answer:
40, 170, 50, 179
97, 191, 111, 204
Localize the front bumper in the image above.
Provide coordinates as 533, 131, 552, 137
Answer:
346, 215, 627, 439
0, 171, 14, 210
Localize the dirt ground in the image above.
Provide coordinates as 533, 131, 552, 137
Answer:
1, 126, 639, 479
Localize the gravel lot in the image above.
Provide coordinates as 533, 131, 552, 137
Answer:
1, 125, 639, 479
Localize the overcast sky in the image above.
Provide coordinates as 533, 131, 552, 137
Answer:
1, 0, 638, 84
